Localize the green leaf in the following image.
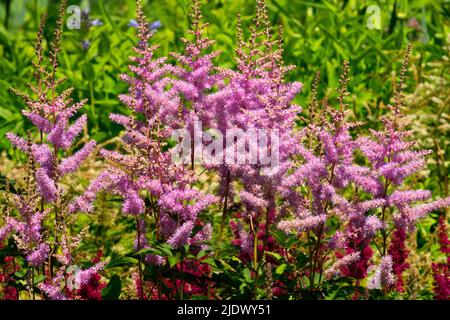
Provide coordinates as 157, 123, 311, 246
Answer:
14, 269, 26, 278
197, 250, 207, 259
107, 256, 138, 268
272, 229, 287, 242
217, 259, 236, 272
275, 263, 287, 275
33, 275, 46, 285
158, 244, 174, 256
101, 275, 122, 300
136, 247, 163, 256
98, 33, 111, 56
296, 252, 308, 268
81, 63, 95, 81
202, 258, 217, 268
168, 255, 179, 268
266, 251, 283, 262
243, 268, 252, 283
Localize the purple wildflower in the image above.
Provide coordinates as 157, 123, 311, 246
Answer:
26, 243, 50, 266
168, 221, 194, 249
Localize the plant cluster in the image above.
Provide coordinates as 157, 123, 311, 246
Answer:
0, 0, 448, 300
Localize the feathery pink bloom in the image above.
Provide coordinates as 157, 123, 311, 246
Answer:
64, 114, 88, 147
6, 133, 28, 151
325, 252, 360, 279
278, 214, 327, 234
75, 262, 107, 288
122, 191, 145, 215
23, 111, 52, 133
26, 243, 50, 266
38, 271, 67, 300
168, 221, 194, 249
35, 168, 58, 203
368, 255, 395, 290
58, 140, 96, 176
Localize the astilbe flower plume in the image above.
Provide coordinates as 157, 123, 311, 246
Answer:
278, 45, 450, 291
169, 0, 222, 148
354, 46, 450, 292
70, 0, 218, 299
0, 1, 104, 300
278, 63, 380, 285
206, 0, 302, 267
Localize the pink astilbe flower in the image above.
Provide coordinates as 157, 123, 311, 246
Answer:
35, 168, 58, 203
22, 111, 52, 133
363, 215, 383, 238
31, 144, 54, 175
68, 171, 114, 213
280, 45, 449, 291
0, 223, 14, 242
279, 63, 384, 285
324, 252, 360, 279
75, 262, 107, 288
167, 221, 194, 249
58, 140, 96, 176
277, 214, 327, 234
357, 47, 450, 231
122, 191, 145, 215
71, 0, 217, 264
189, 222, 212, 250
1, 196, 52, 268
367, 255, 395, 290
169, 0, 222, 134
379, 255, 396, 288
38, 270, 67, 300
26, 243, 50, 267
6, 6, 95, 205
204, 0, 302, 263
64, 114, 88, 146
1, 2, 101, 300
